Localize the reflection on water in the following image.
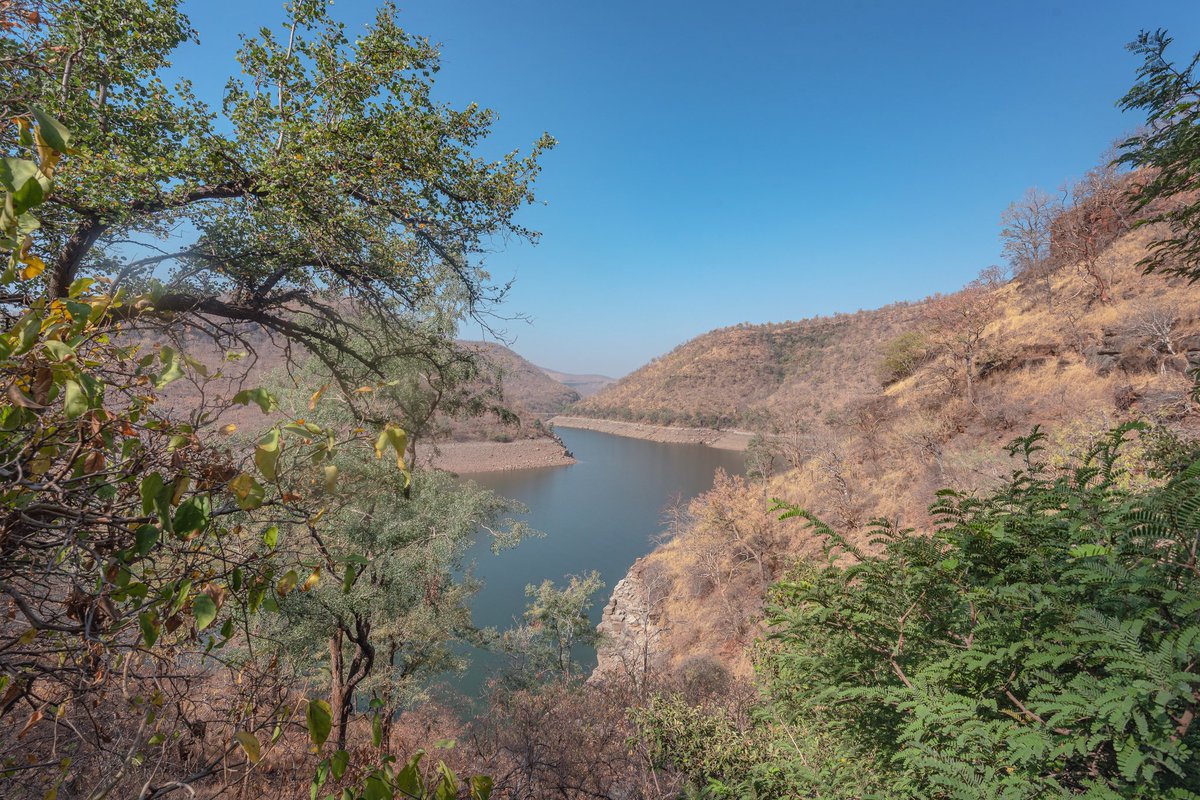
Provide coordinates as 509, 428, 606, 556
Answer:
449, 427, 745, 697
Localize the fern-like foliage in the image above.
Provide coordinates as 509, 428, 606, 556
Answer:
742, 425, 1200, 798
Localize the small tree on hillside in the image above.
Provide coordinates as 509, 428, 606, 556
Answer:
1052, 162, 1132, 305
1001, 187, 1060, 307
924, 272, 999, 406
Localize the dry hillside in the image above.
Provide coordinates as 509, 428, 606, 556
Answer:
596, 220, 1200, 681
142, 327, 578, 445
539, 367, 616, 398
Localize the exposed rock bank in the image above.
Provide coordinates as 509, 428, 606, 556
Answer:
550, 416, 753, 451
590, 558, 668, 683
422, 437, 574, 474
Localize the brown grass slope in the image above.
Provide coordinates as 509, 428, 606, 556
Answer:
574, 305, 918, 429
597, 222, 1200, 681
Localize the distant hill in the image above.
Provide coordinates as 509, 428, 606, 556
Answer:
573, 306, 915, 430
459, 341, 581, 417
537, 367, 615, 398
142, 327, 579, 443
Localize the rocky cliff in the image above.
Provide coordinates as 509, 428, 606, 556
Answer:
590, 558, 668, 683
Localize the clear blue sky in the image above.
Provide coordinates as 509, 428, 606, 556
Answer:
173, 0, 1200, 377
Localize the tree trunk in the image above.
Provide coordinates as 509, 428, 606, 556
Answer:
328, 627, 345, 752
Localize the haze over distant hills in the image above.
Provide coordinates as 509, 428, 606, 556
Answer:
537, 367, 616, 398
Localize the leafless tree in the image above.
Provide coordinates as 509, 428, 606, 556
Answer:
1001, 187, 1060, 306
925, 273, 998, 406
1130, 300, 1182, 373
1052, 161, 1133, 304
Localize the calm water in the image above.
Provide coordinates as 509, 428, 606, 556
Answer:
451, 427, 744, 696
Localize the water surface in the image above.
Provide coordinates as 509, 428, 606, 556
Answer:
454, 427, 744, 695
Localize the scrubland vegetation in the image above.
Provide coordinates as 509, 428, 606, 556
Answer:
3, 2, 1200, 798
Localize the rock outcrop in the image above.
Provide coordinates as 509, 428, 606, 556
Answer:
590, 558, 667, 683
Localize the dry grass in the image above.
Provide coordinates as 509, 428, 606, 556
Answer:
599, 223, 1200, 674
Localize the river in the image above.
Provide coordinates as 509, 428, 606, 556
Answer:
450, 427, 745, 697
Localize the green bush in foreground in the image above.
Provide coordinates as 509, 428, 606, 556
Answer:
639, 424, 1200, 798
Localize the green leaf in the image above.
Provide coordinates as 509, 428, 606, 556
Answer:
30, 107, 72, 152
371, 711, 383, 748
394, 752, 424, 798
154, 346, 185, 388
232, 387, 278, 414
255, 429, 281, 481
306, 699, 332, 749
330, 749, 349, 780
229, 473, 265, 511
234, 731, 261, 763
0, 158, 40, 193
262, 525, 279, 550
172, 495, 210, 535
135, 525, 159, 556
11, 175, 43, 216
469, 775, 493, 800
62, 379, 87, 419
435, 762, 458, 800
140, 473, 165, 515
192, 594, 217, 631
138, 611, 159, 648
362, 776, 393, 800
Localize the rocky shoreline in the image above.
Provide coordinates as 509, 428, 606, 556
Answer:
549, 415, 753, 451
421, 437, 575, 474
590, 557, 667, 683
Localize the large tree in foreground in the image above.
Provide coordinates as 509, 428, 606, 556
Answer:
0, 2, 549, 796
3, 0, 553, 378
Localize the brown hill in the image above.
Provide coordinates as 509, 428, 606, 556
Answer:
538, 367, 616, 398
460, 341, 581, 417
592, 220, 1200, 681
574, 306, 916, 430
140, 325, 578, 447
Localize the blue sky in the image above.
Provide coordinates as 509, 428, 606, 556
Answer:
174, 0, 1200, 377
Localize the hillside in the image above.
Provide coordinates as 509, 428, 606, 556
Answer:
539, 366, 616, 398
594, 220, 1200, 680
460, 341, 581, 417
146, 328, 578, 457
574, 305, 916, 429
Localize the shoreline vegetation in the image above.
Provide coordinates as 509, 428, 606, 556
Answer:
550, 415, 754, 450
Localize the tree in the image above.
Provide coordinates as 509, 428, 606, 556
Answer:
0, 2, 545, 794
0, 114, 374, 797
878, 330, 929, 385
273, 466, 522, 750
1001, 187, 1059, 306
503, 572, 604, 679
5, 0, 553, 384
924, 272, 999, 406
1118, 29, 1200, 282
1052, 162, 1131, 305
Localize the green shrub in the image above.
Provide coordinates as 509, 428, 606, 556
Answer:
878, 331, 929, 384
755, 423, 1200, 798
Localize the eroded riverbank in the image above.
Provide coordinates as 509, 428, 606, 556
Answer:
421, 437, 575, 474
549, 415, 753, 451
